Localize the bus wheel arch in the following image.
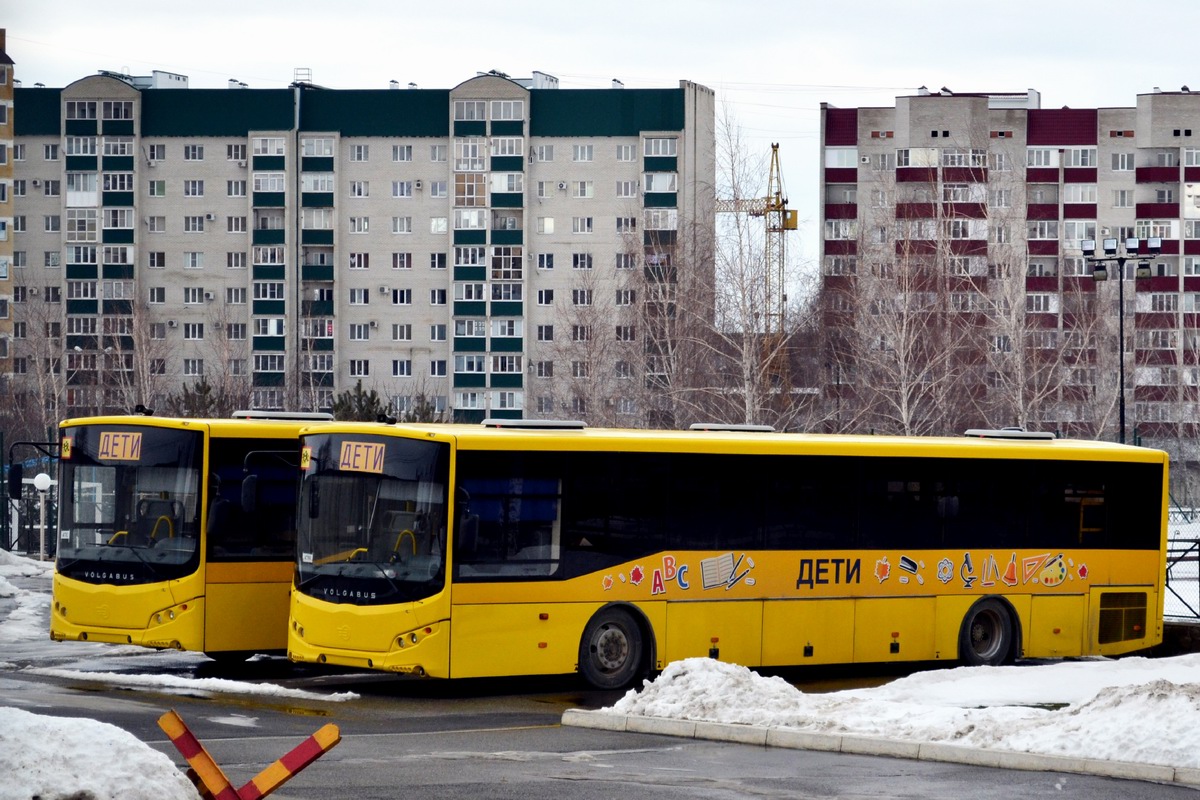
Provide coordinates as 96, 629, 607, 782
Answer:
578, 604, 652, 690
958, 596, 1019, 667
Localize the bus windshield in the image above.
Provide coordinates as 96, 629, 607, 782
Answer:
57, 425, 203, 584
295, 433, 450, 606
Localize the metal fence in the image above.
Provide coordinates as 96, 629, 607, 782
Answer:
1167, 508, 1200, 620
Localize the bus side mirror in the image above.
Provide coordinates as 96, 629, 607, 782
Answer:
7, 464, 23, 501
240, 474, 258, 513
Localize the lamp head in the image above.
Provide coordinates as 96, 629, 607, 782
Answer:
1103, 238, 1119, 256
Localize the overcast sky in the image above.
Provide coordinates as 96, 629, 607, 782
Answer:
4, 0, 1194, 266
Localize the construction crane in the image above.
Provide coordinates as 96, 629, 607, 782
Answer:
714, 143, 798, 336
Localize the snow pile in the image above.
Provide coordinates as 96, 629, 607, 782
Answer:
25, 665, 360, 702
609, 657, 1200, 768
0, 705, 201, 800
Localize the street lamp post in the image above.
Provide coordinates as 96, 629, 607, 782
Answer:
32, 471, 52, 561
1081, 236, 1159, 445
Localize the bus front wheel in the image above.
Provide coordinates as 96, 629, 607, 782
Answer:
579, 607, 644, 690
958, 598, 1015, 667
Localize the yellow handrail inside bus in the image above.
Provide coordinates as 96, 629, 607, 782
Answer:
394, 529, 417, 557
149, 516, 175, 540
108, 530, 130, 544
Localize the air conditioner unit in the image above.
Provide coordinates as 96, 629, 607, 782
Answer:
378, 285, 389, 294
31, 179, 40, 187
237, 160, 247, 168
203, 291, 214, 301
205, 213, 216, 221
167, 320, 178, 328
557, 181, 567, 190
147, 161, 156, 168
415, 180, 423, 189
369, 320, 379, 329
28, 287, 38, 296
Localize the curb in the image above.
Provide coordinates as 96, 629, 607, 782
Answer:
561, 709, 1196, 788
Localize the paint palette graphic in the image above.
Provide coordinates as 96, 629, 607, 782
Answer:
1039, 554, 1067, 587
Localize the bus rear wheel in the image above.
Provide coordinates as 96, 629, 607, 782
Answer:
579, 607, 643, 690
959, 598, 1015, 667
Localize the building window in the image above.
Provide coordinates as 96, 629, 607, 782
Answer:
301, 138, 334, 156
184, 145, 205, 161
644, 137, 677, 156
253, 172, 286, 192
1026, 220, 1059, 240
392, 144, 412, 162
350, 360, 370, 378
572, 144, 594, 162
183, 323, 204, 340
1112, 152, 1135, 171
1027, 148, 1058, 167
454, 100, 486, 121
491, 99, 524, 120
1063, 180, 1102, 205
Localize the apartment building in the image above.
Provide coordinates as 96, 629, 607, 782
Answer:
8, 48, 714, 424
820, 87, 1200, 477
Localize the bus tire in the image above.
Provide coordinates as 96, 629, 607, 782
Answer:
959, 598, 1015, 667
579, 607, 644, 690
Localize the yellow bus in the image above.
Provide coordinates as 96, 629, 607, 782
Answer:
287, 421, 1168, 688
39, 411, 329, 659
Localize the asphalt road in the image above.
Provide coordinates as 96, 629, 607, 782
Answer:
4, 660, 1195, 800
